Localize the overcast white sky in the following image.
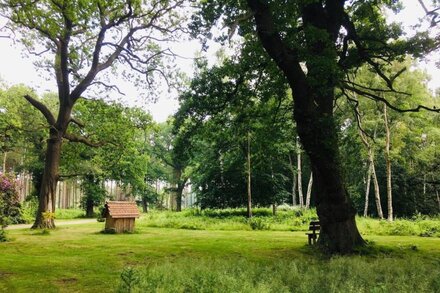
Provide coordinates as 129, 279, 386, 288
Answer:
0, 0, 438, 122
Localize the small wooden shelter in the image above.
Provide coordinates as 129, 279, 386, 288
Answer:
103, 201, 140, 233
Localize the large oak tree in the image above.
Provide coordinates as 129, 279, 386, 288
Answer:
192, 0, 439, 253
1, 0, 185, 228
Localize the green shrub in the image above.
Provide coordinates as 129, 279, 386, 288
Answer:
118, 267, 140, 293
385, 221, 417, 236
249, 217, 271, 230
418, 221, 440, 237
0, 172, 24, 225
20, 197, 38, 223
0, 228, 8, 242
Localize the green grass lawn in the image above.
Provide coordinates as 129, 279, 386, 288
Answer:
1, 215, 440, 292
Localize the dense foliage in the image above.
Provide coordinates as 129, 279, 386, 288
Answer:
0, 1, 439, 234
0, 171, 22, 241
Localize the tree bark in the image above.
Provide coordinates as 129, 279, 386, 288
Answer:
305, 171, 313, 209
383, 104, 393, 221
246, 132, 252, 218
423, 174, 426, 196
32, 129, 64, 229
363, 163, 372, 217
297, 137, 304, 207
247, 0, 365, 253
85, 198, 94, 218
288, 153, 297, 206
436, 189, 440, 213
272, 203, 277, 216
2, 151, 6, 172
296, 114, 364, 253
142, 197, 148, 213
173, 167, 187, 212
175, 184, 184, 212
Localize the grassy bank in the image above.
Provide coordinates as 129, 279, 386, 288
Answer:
138, 208, 440, 237
1, 218, 440, 292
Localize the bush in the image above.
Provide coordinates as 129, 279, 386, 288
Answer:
20, 197, 38, 223
0, 172, 24, 228
0, 228, 8, 242
249, 218, 271, 230
384, 221, 417, 236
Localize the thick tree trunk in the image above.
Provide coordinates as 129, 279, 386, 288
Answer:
32, 129, 63, 229
383, 104, 393, 221
142, 197, 148, 213
288, 153, 297, 206
297, 137, 304, 207
85, 198, 94, 218
363, 163, 372, 217
173, 166, 188, 212
246, 132, 252, 218
247, 0, 364, 253
305, 172, 313, 209
296, 113, 365, 253
176, 185, 184, 212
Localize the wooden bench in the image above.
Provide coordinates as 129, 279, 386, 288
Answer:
306, 220, 320, 245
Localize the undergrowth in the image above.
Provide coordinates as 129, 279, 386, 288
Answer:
117, 256, 440, 293
138, 208, 440, 237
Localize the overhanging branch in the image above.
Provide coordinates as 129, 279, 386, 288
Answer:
63, 132, 104, 147
69, 117, 85, 128
342, 84, 440, 113
24, 95, 56, 126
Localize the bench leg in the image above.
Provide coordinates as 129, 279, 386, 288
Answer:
308, 234, 312, 245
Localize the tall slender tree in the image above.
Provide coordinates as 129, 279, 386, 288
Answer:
305, 172, 313, 209
383, 103, 394, 221
352, 101, 384, 219
296, 137, 304, 208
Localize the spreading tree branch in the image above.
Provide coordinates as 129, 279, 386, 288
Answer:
63, 132, 104, 147
342, 84, 440, 113
23, 95, 56, 126
247, 0, 306, 91
343, 90, 376, 142
69, 117, 85, 128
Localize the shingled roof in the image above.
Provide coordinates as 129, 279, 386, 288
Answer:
105, 201, 140, 218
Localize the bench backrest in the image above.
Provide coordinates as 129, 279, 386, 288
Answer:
309, 221, 320, 231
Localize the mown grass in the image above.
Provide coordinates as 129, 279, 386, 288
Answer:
1, 210, 440, 292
